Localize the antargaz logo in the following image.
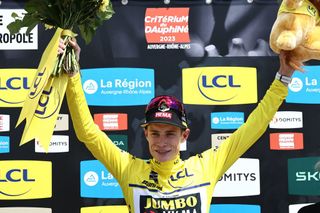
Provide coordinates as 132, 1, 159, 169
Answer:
182, 67, 257, 105
0, 69, 36, 107
0, 160, 52, 199
288, 157, 320, 195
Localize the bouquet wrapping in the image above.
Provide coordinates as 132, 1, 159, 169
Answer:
7, 0, 114, 151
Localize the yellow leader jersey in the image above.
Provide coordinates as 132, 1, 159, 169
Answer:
66, 73, 288, 213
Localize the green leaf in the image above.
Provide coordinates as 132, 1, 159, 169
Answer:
7, 20, 23, 34
79, 23, 96, 44
11, 12, 20, 19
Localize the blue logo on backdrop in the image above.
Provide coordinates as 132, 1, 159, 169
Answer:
0, 136, 9, 153
80, 160, 123, 198
287, 66, 320, 104
210, 204, 261, 213
211, 112, 244, 129
81, 68, 155, 106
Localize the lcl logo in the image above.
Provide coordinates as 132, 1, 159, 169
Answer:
201, 75, 240, 88
0, 169, 35, 182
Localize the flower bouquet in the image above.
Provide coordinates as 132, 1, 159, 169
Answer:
7, 0, 114, 151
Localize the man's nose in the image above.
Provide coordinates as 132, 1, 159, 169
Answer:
156, 136, 168, 146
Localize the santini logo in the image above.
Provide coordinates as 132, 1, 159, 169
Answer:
270, 133, 303, 150
94, 113, 128, 131
182, 67, 257, 105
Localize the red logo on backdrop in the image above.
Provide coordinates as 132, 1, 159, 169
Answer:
145, 8, 190, 44
270, 132, 304, 150
0, 116, 3, 130
94, 113, 128, 131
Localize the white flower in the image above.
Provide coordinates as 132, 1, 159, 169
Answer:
100, 0, 110, 11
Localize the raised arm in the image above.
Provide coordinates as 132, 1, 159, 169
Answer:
209, 50, 301, 182
62, 39, 130, 182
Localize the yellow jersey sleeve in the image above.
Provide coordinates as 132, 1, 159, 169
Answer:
66, 73, 132, 184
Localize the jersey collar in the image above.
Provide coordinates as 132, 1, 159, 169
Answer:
151, 155, 184, 175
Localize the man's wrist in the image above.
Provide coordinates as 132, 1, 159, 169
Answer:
275, 72, 292, 86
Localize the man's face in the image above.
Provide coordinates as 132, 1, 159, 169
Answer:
144, 123, 190, 162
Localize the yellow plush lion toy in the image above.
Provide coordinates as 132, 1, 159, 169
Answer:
270, 0, 320, 63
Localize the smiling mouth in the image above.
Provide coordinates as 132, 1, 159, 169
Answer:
156, 150, 170, 154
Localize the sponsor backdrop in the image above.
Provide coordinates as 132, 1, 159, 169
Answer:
1, 0, 320, 212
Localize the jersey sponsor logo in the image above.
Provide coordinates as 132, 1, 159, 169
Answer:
81, 68, 155, 106
94, 113, 128, 131
155, 112, 172, 119
168, 168, 194, 189
109, 135, 128, 151
0, 160, 51, 199
210, 204, 261, 213
80, 206, 128, 213
0, 136, 9, 153
0, 9, 38, 50
54, 114, 69, 131
289, 203, 314, 213
288, 157, 320, 195
182, 67, 257, 105
80, 160, 123, 198
0, 69, 36, 107
287, 66, 320, 104
214, 158, 260, 197
211, 133, 232, 150
132, 186, 207, 212
269, 111, 303, 129
211, 112, 244, 129
35, 135, 69, 153
170, 169, 194, 182
270, 133, 303, 150
0, 207, 52, 213
0, 114, 10, 132
141, 180, 163, 191
141, 193, 201, 212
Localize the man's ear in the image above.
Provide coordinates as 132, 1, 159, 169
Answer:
144, 127, 148, 139
182, 128, 190, 141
